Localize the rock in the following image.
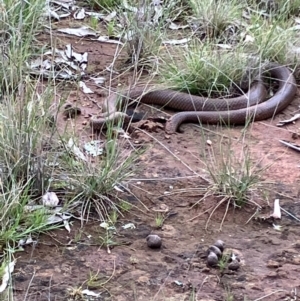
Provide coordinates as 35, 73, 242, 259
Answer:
146, 235, 162, 249
161, 224, 177, 238
293, 240, 300, 249
266, 260, 281, 268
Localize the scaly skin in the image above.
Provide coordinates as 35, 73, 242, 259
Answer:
89, 63, 296, 133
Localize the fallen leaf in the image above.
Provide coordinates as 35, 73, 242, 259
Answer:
79, 81, 94, 94
67, 138, 87, 161
74, 8, 85, 20
57, 26, 97, 37
82, 289, 101, 297
162, 38, 190, 45
168, 22, 189, 30
277, 113, 300, 126
90, 77, 106, 85
272, 223, 282, 231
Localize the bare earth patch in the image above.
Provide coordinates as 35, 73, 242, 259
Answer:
12, 23, 300, 301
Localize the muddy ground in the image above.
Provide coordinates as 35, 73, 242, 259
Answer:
12, 17, 300, 301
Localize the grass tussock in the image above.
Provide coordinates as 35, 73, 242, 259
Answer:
188, 0, 244, 39
0, 0, 141, 259
247, 0, 300, 19
59, 134, 142, 223
201, 139, 267, 229
87, 0, 121, 11
0, 0, 45, 93
245, 17, 297, 64
159, 42, 261, 96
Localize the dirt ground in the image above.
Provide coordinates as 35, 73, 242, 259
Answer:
12, 24, 300, 301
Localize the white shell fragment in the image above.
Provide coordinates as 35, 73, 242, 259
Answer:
83, 140, 104, 157
271, 199, 281, 219
122, 223, 136, 229
100, 222, 109, 229
42, 192, 60, 207
273, 224, 282, 231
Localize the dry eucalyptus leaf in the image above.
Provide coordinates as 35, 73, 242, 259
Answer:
82, 289, 101, 297
168, 22, 189, 30
162, 38, 190, 45
18, 235, 35, 247
57, 26, 97, 37
85, 11, 105, 19
277, 113, 300, 126
74, 8, 85, 20
79, 81, 94, 94
67, 138, 87, 161
51, 0, 74, 9
43, 8, 61, 20
104, 11, 117, 22
90, 77, 106, 85
96, 36, 123, 45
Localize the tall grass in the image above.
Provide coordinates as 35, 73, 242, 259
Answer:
0, 0, 45, 93
189, 0, 244, 39
159, 42, 260, 96
245, 17, 297, 64
0, 0, 141, 258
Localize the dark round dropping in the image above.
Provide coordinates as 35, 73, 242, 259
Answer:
207, 252, 218, 267
208, 245, 222, 258
146, 234, 162, 249
228, 260, 240, 271
214, 240, 224, 252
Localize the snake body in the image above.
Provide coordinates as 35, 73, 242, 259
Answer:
90, 63, 297, 133
165, 63, 297, 133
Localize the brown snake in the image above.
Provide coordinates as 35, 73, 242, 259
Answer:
90, 63, 297, 134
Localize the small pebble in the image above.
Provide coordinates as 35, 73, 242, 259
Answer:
214, 240, 224, 252
208, 245, 222, 258
146, 235, 162, 249
228, 260, 240, 271
207, 252, 218, 267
